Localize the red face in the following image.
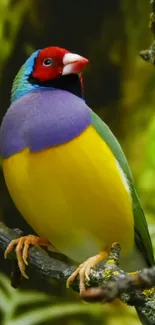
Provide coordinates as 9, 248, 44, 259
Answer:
32, 46, 88, 82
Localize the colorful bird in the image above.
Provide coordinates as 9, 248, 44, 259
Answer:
0, 46, 154, 324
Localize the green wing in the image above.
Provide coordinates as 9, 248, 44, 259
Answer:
91, 109, 154, 266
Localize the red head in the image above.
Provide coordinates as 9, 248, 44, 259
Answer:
11, 46, 89, 102
32, 46, 88, 82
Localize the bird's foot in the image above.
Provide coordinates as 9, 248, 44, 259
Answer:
66, 250, 108, 294
129, 271, 139, 275
129, 271, 140, 284
4, 235, 50, 279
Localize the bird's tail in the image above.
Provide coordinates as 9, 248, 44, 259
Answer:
136, 307, 154, 325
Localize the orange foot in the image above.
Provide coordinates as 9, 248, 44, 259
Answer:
4, 235, 51, 279
66, 250, 108, 294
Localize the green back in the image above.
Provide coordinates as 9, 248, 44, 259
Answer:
91, 109, 154, 266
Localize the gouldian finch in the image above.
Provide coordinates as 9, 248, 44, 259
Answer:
0, 46, 154, 324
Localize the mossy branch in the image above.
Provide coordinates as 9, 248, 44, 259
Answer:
0, 222, 155, 323
140, 0, 155, 64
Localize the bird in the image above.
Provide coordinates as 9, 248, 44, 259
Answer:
0, 46, 154, 324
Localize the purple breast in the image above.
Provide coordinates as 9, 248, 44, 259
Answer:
0, 89, 91, 158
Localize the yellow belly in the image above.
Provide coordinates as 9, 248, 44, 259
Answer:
2, 125, 134, 263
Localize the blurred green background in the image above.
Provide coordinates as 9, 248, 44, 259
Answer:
0, 0, 155, 324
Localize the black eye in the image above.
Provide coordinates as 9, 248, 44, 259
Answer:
43, 58, 53, 66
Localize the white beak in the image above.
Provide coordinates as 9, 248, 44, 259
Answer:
62, 52, 88, 75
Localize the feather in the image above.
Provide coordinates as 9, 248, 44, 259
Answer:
90, 109, 154, 267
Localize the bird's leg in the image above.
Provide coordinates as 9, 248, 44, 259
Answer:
66, 242, 120, 294
4, 235, 51, 279
66, 250, 108, 294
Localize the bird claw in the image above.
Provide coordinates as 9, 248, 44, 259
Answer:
4, 235, 50, 279
66, 250, 108, 294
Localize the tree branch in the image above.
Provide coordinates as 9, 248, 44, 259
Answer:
0, 222, 155, 322
140, 0, 155, 63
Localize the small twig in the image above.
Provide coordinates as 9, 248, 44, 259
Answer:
140, 0, 155, 64
151, 0, 155, 21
